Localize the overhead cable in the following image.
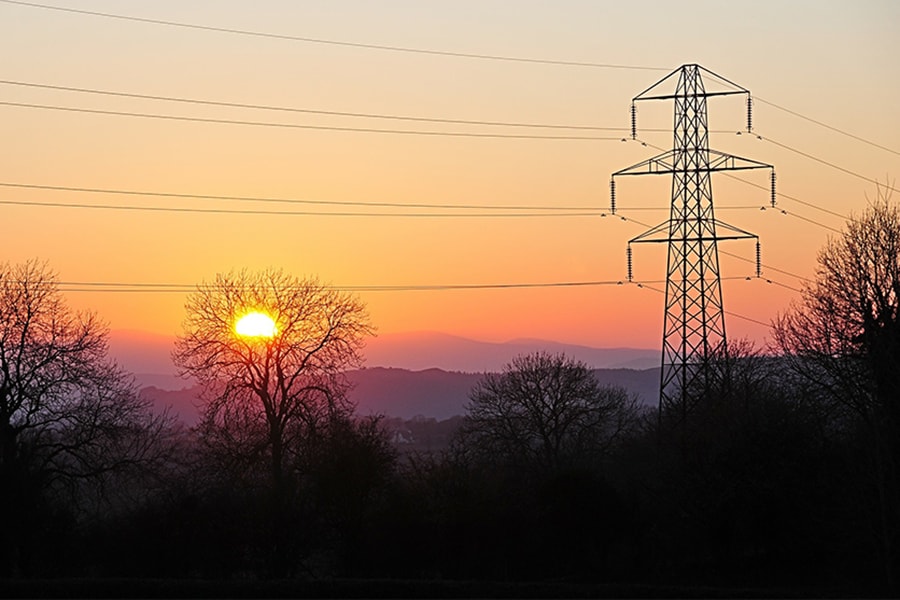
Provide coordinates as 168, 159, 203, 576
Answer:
636, 283, 774, 328
0, 198, 603, 218
0, 181, 597, 212
0, 101, 621, 140
0, 181, 762, 216
755, 96, 900, 157
53, 279, 662, 293
0, 79, 630, 132
758, 134, 899, 195
2, 4, 892, 158
0, 0, 667, 71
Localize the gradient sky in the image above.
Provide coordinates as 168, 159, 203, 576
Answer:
1, 0, 898, 351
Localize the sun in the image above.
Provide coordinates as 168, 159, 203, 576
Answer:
235, 311, 278, 338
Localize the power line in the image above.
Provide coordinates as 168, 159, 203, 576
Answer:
3, 3, 893, 161
755, 96, 900, 157
0, 198, 604, 218
636, 282, 772, 328
52, 279, 660, 293
35, 270, 796, 333
760, 278, 804, 294
768, 208, 843, 234
689, 82, 899, 158
719, 248, 809, 283
0, 79, 631, 132
46, 274, 793, 333
758, 133, 900, 195
0, 0, 668, 71
721, 170, 849, 220
0, 79, 740, 137
0, 101, 621, 140
53, 274, 773, 296
53, 277, 785, 337
0, 181, 595, 212
0, 181, 764, 215
0, 79, 733, 140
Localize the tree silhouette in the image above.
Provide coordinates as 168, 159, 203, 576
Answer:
458, 352, 640, 472
0, 260, 171, 576
172, 268, 373, 575
774, 185, 900, 588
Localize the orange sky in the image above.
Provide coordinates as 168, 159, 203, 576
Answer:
1, 0, 898, 351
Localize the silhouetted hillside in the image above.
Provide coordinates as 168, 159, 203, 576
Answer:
348, 366, 659, 419
139, 386, 202, 426
141, 366, 659, 423
347, 367, 483, 419
592, 367, 661, 406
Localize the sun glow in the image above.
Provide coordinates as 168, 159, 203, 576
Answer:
235, 312, 278, 338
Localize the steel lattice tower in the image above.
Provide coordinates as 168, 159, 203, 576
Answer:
611, 64, 775, 416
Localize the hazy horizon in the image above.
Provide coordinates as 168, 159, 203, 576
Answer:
110, 327, 662, 389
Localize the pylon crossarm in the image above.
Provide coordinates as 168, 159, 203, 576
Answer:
712, 219, 758, 240
613, 149, 772, 177
695, 65, 750, 96
629, 228, 758, 245
647, 234, 758, 243
612, 150, 677, 177
637, 89, 746, 102
707, 149, 773, 172
632, 64, 749, 103
628, 220, 671, 244
700, 234, 757, 242
631, 68, 683, 102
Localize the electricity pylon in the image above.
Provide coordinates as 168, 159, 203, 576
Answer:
610, 64, 775, 417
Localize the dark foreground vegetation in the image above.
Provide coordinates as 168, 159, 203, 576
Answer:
1, 191, 898, 597
0, 577, 884, 599
1, 347, 897, 598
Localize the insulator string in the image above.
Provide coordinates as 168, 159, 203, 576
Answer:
770, 171, 777, 208
755, 240, 761, 278
610, 179, 617, 215
746, 95, 753, 133
630, 103, 637, 140
627, 245, 633, 282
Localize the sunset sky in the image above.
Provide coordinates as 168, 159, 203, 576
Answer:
1, 0, 898, 353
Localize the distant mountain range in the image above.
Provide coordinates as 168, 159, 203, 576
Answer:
363, 331, 659, 372
114, 328, 661, 423
140, 366, 660, 424
110, 329, 660, 391
116, 330, 660, 389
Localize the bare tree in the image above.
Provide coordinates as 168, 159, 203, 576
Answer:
172, 269, 373, 499
773, 185, 900, 587
458, 352, 640, 472
774, 187, 900, 415
0, 260, 172, 575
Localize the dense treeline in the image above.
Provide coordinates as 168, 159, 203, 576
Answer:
3, 348, 895, 595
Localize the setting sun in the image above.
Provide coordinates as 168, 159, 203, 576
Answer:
235, 312, 278, 338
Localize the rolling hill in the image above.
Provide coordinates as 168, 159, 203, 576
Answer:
141, 365, 660, 424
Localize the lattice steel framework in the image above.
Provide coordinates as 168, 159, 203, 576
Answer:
611, 64, 775, 416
